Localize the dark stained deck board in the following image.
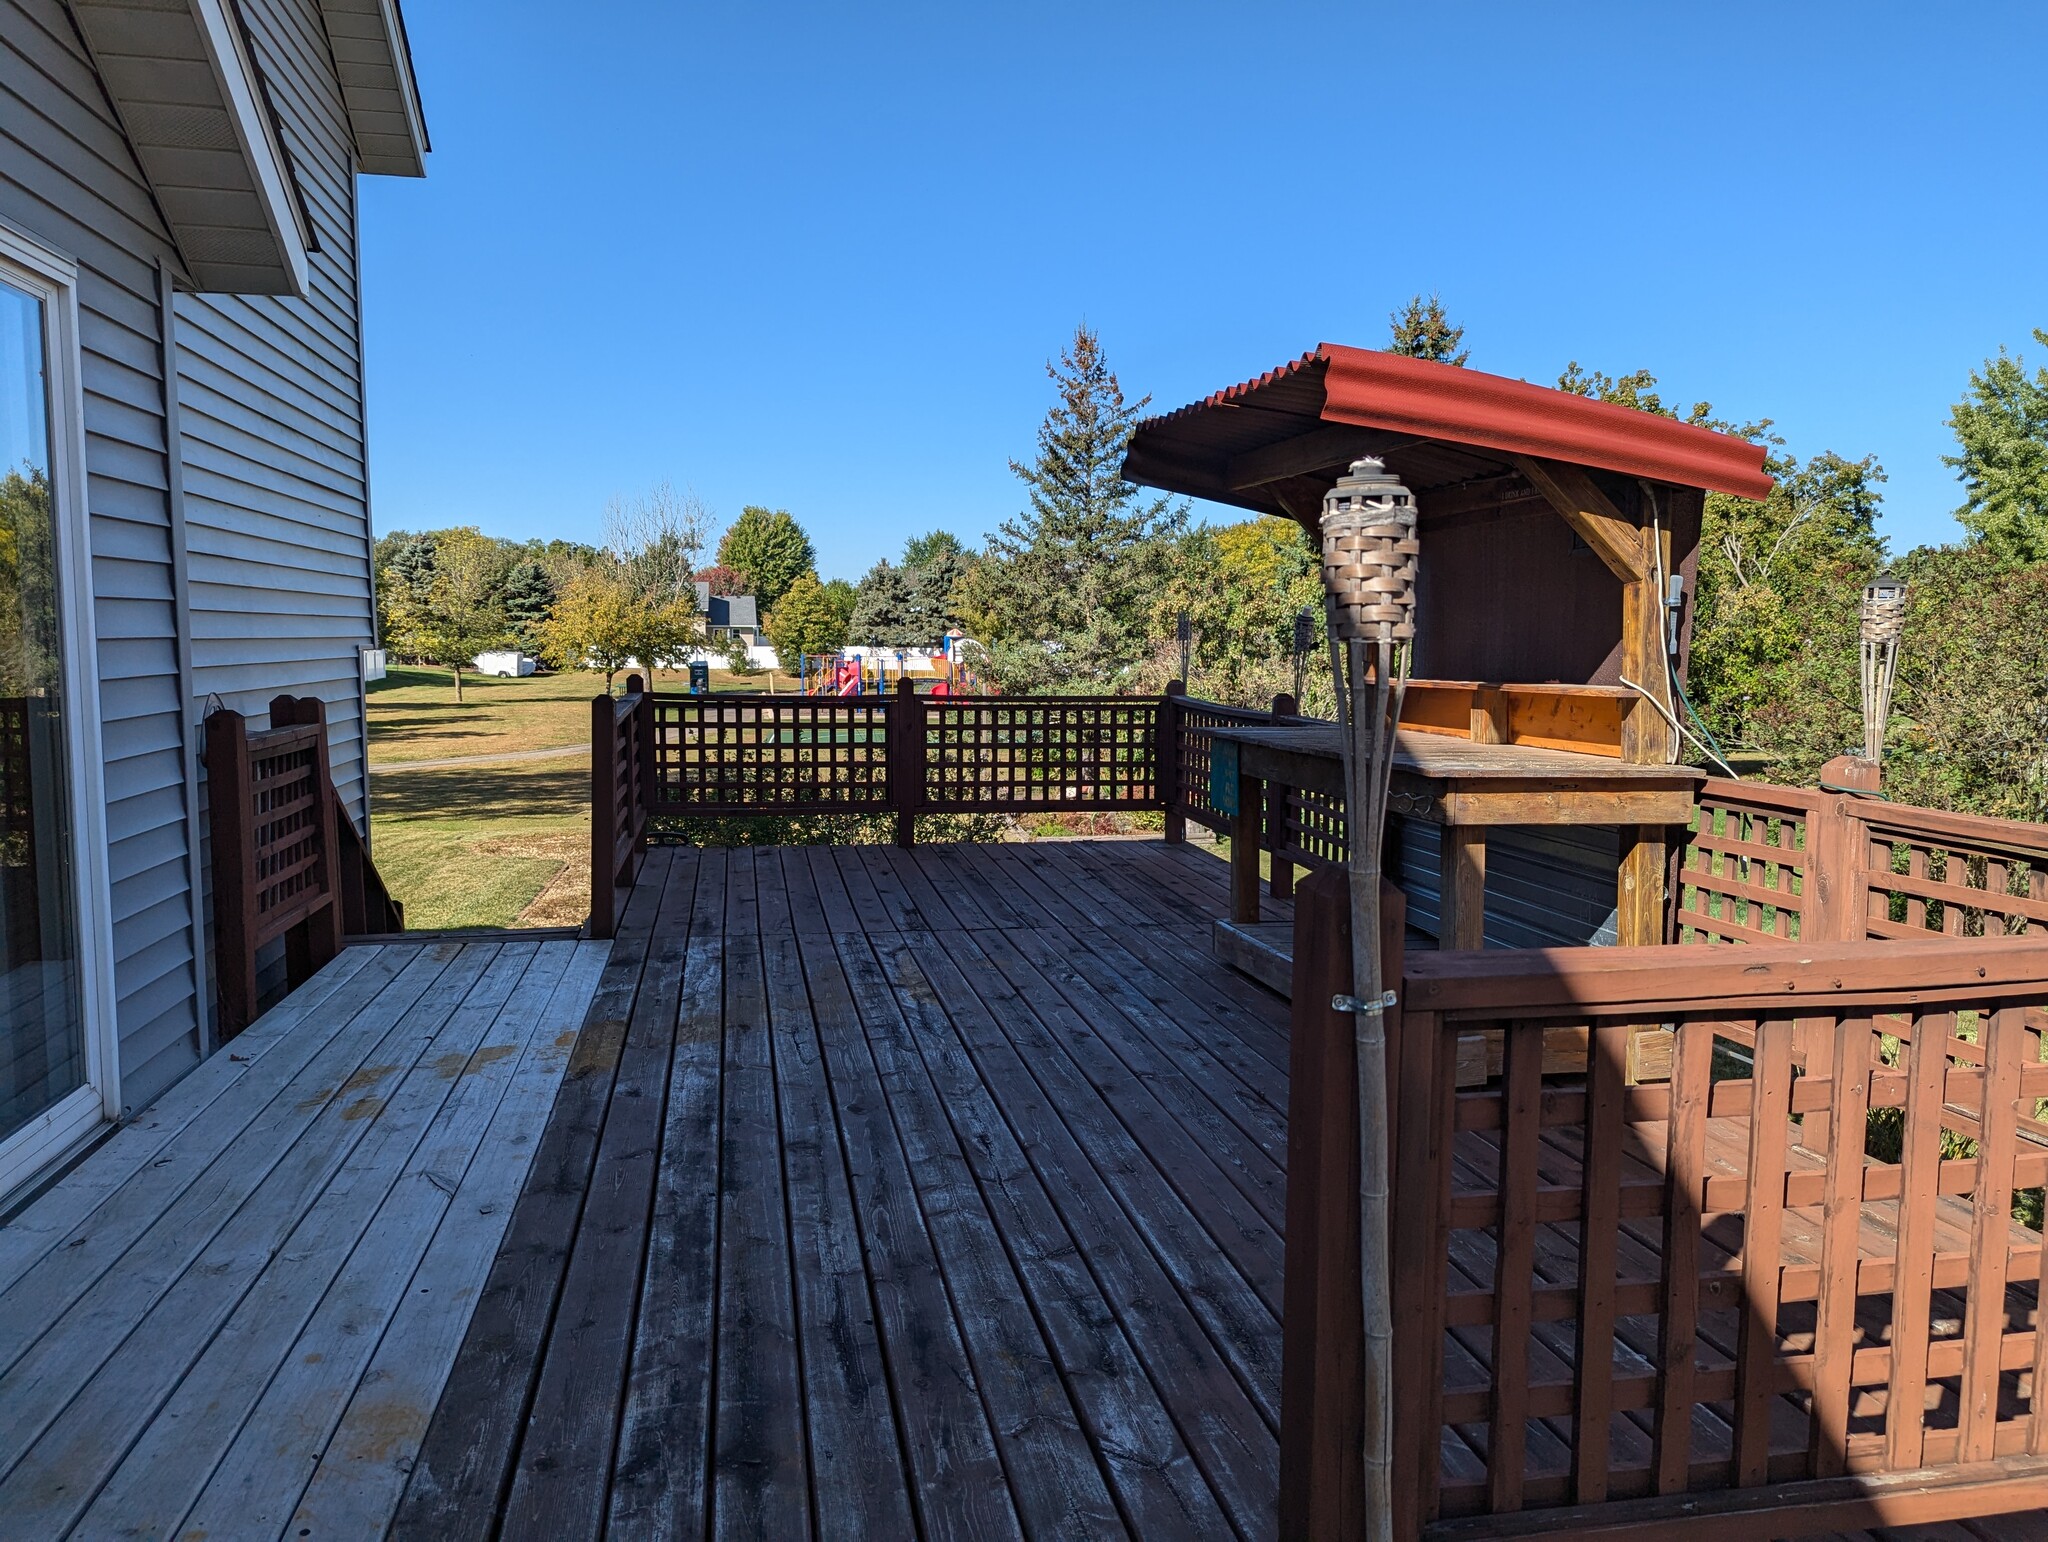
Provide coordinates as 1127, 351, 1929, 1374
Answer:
808, 852, 1131, 1539
398, 838, 1282, 1540
608, 846, 731, 1537
498, 849, 700, 1542
391, 850, 677, 1541
756, 850, 912, 1540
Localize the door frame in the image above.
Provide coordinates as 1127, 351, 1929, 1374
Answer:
0, 218, 122, 1200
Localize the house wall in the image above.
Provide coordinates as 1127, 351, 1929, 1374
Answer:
175, 0, 375, 829
1, 0, 202, 1111
0, 0, 382, 1114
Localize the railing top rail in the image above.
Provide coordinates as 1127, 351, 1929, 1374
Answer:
245, 721, 322, 756
1694, 776, 1829, 813
1849, 796, 2048, 852
1404, 932, 2048, 1018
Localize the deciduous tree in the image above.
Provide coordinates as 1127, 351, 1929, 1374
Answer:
378, 526, 513, 701
764, 569, 854, 663
716, 505, 815, 609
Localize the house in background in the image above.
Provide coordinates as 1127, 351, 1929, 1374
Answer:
692, 578, 778, 668
0, 0, 426, 1199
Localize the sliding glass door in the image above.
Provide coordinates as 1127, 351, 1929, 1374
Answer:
0, 254, 98, 1187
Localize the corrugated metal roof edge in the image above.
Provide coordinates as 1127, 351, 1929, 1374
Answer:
1137, 344, 1776, 501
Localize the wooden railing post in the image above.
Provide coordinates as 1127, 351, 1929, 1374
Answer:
1281, 867, 1410, 1540
1231, 761, 1264, 925
1160, 679, 1186, 843
891, 677, 918, 849
203, 706, 258, 1039
1268, 692, 1296, 900
590, 689, 619, 941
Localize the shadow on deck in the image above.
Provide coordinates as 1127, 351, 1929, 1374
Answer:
394, 838, 1290, 1541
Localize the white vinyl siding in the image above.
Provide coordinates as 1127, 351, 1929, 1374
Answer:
1, 0, 198, 1113
175, 0, 375, 829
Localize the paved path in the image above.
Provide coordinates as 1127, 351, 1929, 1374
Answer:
372, 744, 587, 774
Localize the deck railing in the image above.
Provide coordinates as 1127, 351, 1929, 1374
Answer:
204, 693, 402, 1038
1285, 863, 2048, 1538
1679, 778, 2048, 946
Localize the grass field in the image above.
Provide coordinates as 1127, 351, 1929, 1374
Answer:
367, 663, 799, 928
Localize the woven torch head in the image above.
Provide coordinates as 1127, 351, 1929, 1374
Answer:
1320, 456, 1418, 642
1860, 574, 1907, 645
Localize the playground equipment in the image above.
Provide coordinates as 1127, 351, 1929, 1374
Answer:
800, 638, 993, 696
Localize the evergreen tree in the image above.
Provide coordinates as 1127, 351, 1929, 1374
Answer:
1387, 292, 1469, 366
1945, 328, 2048, 564
849, 560, 922, 648
985, 324, 1187, 691
901, 530, 969, 637
501, 560, 556, 653
716, 506, 816, 609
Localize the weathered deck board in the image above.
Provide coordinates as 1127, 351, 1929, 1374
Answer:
0, 936, 602, 1541
397, 838, 1283, 1540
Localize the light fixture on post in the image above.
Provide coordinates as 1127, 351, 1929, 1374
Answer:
1860, 573, 1907, 764
1319, 454, 1418, 1542
1292, 607, 1315, 706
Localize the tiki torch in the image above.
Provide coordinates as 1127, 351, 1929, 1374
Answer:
1320, 455, 1418, 1541
1292, 607, 1315, 708
1860, 573, 1907, 764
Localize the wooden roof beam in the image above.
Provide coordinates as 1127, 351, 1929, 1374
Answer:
1225, 425, 1416, 489
1510, 456, 1648, 583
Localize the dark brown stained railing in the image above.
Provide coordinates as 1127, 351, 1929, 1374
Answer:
1284, 863, 2048, 1537
589, 675, 651, 941
1678, 778, 2048, 948
205, 694, 399, 1038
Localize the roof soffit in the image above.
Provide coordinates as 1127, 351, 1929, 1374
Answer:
68, 0, 312, 296
315, 0, 429, 176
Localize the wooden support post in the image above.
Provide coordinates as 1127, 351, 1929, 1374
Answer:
203, 706, 258, 1039
1161, 679, 1186, 843
1268, 692, 1296, 900
1438, 825, 1486, 950
1618, 825, 1670, 1082
1232, 766, 1264, 924
1280, 867, 1408, 1541
892, 677, 918, 849
589, 691, 618, 941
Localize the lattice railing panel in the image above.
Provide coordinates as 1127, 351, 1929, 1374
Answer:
1676, 783, 1817, 944
650, 696, 891, 812
248, 724, 324, 934
1857, 807, 2048, 941
1174, 699, 1271, 833
1279, 783, 1347, 869
921, 697, 1160, 810
1397, 957, 2048, 1527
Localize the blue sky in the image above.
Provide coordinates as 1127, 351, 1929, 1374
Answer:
361, 1, 2047, 581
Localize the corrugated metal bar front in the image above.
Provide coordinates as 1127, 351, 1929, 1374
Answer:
1391, 818, 1620, 949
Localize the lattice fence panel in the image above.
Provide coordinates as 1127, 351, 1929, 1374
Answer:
1279, 783, 1347, 869
1174, 700, 1272, 833
1676, 787, 1814, 944
1408, 998, 2048, 1524
651, 696, 892, 812
921, 697, 1160, 810
1858, 817, 2048, 941
248, 725, 324, 937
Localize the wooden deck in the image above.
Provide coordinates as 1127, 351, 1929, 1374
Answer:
393, 838, 1293, 1541
0, 936, 607, 1541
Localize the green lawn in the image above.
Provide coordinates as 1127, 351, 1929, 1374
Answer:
367, 663, 801, 928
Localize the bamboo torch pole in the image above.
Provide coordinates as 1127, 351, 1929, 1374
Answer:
1320, 457, 1419, 1542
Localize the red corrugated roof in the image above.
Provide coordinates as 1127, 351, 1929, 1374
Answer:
1144, 344, 1776, 500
